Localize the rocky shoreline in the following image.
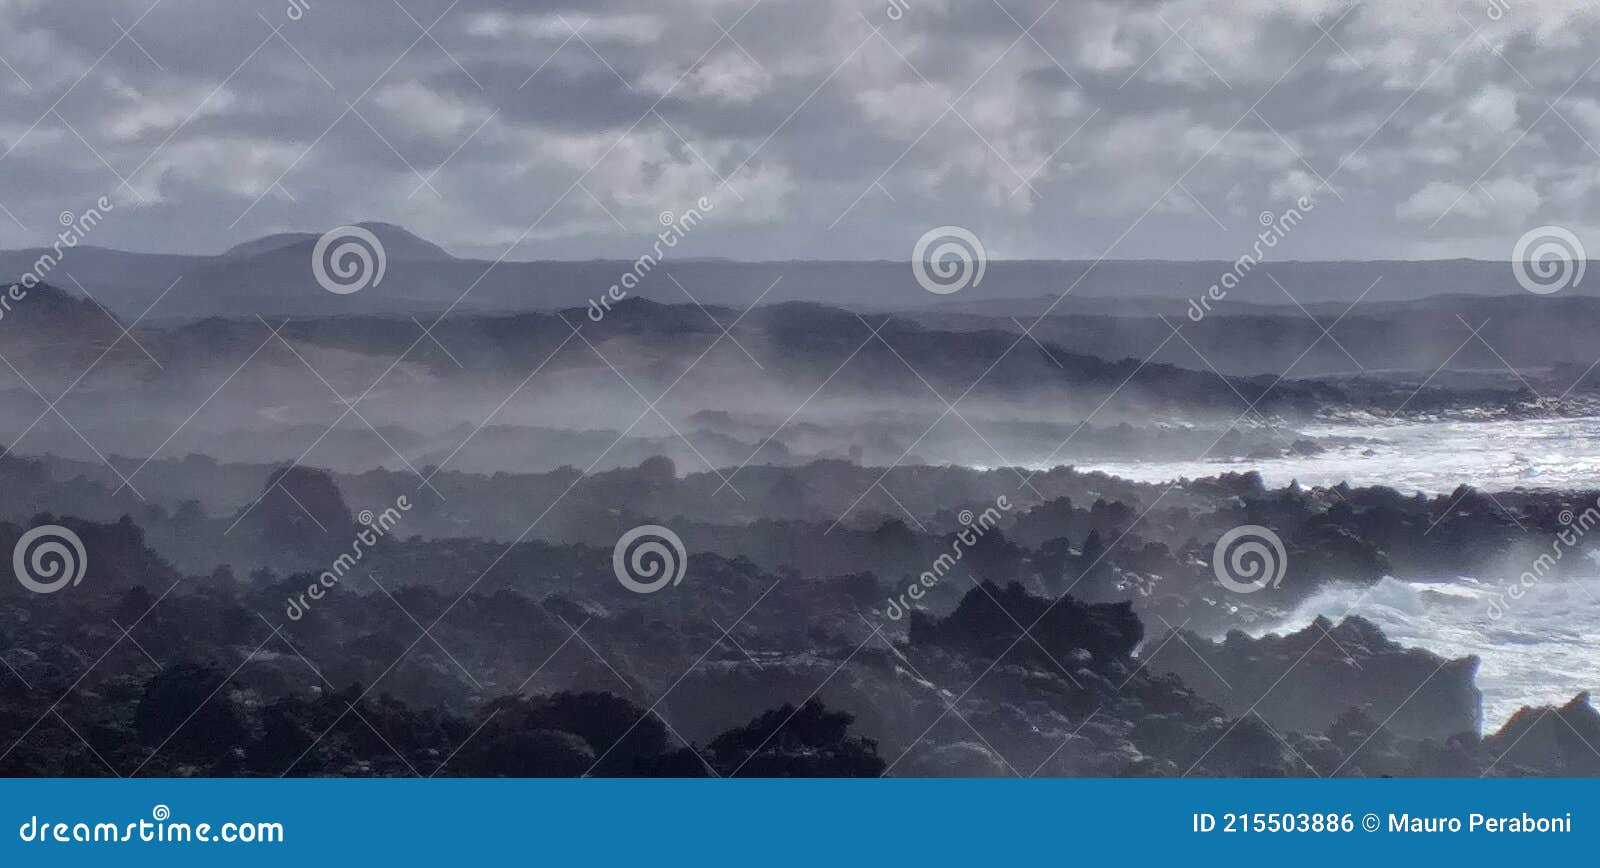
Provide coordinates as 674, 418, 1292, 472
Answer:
2, 453, 1598, 776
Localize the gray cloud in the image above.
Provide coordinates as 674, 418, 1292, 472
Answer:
1, 0, 1598, 262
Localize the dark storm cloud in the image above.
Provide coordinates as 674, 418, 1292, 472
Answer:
1, 0, 1599, 261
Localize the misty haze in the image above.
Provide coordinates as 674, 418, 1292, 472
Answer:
2, 0, 1600, 781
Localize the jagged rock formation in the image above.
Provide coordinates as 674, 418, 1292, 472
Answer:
1482, 693, 1600, 776
1148, 615, 1481, 742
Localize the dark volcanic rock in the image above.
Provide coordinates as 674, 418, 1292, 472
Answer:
908, 581, 1143, 666
1148, 615, 1480, 742
1482, 693, 1600, 776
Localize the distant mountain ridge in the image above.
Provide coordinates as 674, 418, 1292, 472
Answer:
219, 222, 455, 262
0, 222, 1572, 321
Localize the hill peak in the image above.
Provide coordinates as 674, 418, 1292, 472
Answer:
220, 222, 454, 262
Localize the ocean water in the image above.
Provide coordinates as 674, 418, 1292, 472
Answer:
1074, 415, 1600, 494
1081, 416, 1600, 732
1247, 575, 1600, 733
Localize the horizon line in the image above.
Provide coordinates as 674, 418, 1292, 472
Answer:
0, 241, 1548, 267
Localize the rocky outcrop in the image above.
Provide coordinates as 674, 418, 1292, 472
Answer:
1482, 693, 1600, 776
1148, 615, 1481, 743
908, 581, 1142, 666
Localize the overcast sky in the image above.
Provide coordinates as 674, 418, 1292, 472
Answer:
2, 0, 1599, 261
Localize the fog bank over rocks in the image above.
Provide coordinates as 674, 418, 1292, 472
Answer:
9, 0, 1600, 784
2, 439, 1596, 776
3, 229, 1598, 777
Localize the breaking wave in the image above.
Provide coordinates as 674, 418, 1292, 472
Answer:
1249, 575, 1600, 732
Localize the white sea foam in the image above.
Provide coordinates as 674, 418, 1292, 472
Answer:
1083, 415, 1600, 731
1073, 415, 1600, 494
1245, 575, 1600, 732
